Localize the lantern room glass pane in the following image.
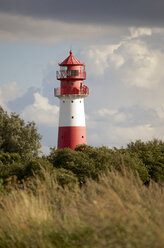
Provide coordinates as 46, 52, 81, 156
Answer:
60, 66, 67, 70
67, 70, 79, 76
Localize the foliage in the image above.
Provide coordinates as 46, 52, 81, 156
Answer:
127, 139, 164, 182
0, 168, 163, 248
0, 155, 78, 190
77, 145, 150, 182
53, 168, 78, 189
0, 178, 4, 193
109, 148, 150, 183
0, 106, 42, 160
48, 145, 150, 184
0, 152, 21, 165
0, 158, 42, 183
48, 146, 111, 184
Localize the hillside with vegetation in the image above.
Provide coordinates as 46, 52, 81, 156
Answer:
0, 106, 164, 247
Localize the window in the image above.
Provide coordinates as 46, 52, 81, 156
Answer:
63, 100, 65, 103
60, 66, 67, 70
67, 70, 79, 76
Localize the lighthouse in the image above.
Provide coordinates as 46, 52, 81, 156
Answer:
54, 50, 89, 149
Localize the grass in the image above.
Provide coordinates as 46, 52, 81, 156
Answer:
0, 168, 163, 248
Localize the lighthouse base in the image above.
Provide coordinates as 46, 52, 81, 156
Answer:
58, 126, 87, 150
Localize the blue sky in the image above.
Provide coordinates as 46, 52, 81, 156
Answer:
0, 0, 164, 154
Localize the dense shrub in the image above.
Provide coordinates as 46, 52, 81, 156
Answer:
0, 156, 78, 190
48, 147, 100, 184
127, 139, 164, 182
106, 148, 150, 183
0, 158, 44, 183
48, 145, 150, 184
53, 168, 78, 189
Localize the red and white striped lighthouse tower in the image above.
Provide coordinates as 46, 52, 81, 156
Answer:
54, 50, 89, 149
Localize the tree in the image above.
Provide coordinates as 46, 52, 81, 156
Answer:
0, 106, 42, 160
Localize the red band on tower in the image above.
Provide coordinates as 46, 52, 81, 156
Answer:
58, 126, 87, 150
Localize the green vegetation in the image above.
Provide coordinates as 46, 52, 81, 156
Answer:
0, 106, 41, 160
127, 139, 164, 182
0, 106, 164, 247
48, 145, 149, 184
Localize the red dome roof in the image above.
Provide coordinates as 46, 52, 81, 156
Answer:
59, 50, 84, 66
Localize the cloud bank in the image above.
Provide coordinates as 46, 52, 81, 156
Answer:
0, 12, 126, 44
0, 0, 164, 26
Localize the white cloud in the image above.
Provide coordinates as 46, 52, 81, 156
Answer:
82, 43, 124, 75
128, 27, 152, 39
0, 12, 125, 44
110, 53, 125, 68
155, 106, 164, 122
97, 108, 118, 117
0, 82, 22, 109
83, 29, 164, 146
82, 29, 164, 92
88, 122, 158, 148
96, 108, 126, 123
118, 40, 164, 89
21, 93, 59, 126
113, 124, 155, 143
87, 104, 164, 147
113, 113, 127, 123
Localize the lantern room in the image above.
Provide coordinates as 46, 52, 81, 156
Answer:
56, 50, 86, 80
55, 50, 89, 97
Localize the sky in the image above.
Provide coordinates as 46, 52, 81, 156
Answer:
0, 0, 164, 154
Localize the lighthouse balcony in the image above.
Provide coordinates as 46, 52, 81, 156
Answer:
56, 70, 86, 80
54, 86, 89, 97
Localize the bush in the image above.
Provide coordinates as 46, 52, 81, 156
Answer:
48, 145, 150, 184
48, 147, 98, 184
127, 139, 164, 182
53, 168, 78, 189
